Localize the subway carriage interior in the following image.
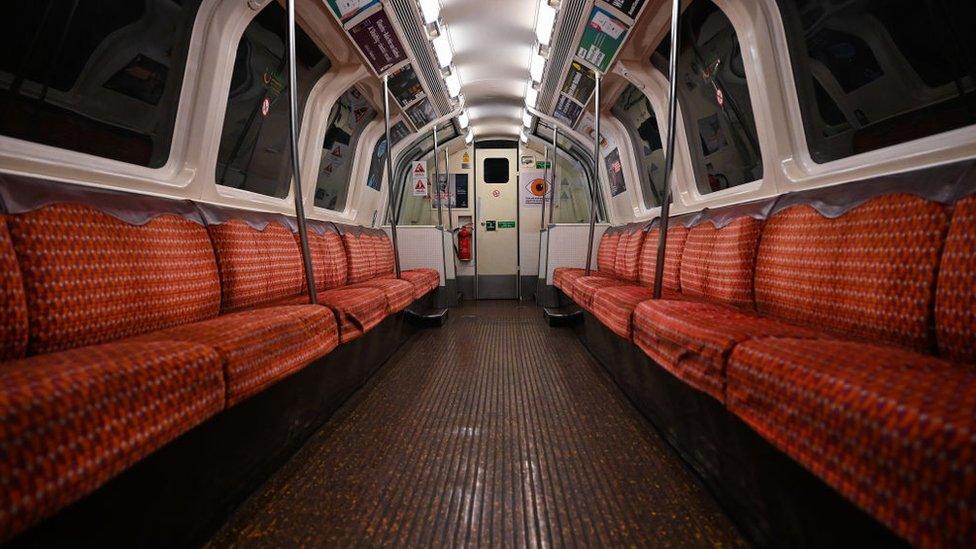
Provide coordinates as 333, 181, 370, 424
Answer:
0, 0, 974, 546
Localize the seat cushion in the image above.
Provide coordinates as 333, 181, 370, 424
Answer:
0, 340, 224, 541
590, 285, 681, 340
342, 232, 377, 284
936, 195, 976, 363
552, 267, 585, 293
612, 229, 646, 281
756, 195, 950, 353
727, 338, 976, 547
395, 268, 439, 298
300, 229, 348, 292
571, 274, 632, 311
316, 286, 389, 343
138, 305, 337, 406
679, 217, 762, 310
207, 219, 303, 312
0, 216, 27, 361
637, 225, 688, 291
350, 277, 415, 313
632, 300, 824, 401
7, 204, 221, 354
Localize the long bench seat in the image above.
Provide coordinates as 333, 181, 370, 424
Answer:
556, 169, 976, 546
0, 176, 440, 541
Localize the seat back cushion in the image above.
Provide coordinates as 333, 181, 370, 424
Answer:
370, 233, 396, 277
208, 219, 303, 312
342, 232, 377, 284
638, 225, 689, 291
8, 204, 221, 354
679, 217, 762, 309
596, 232, 621, 273
936, 195, 976, 362
0, 216, 28, 360
302, 230, 348, 292
613, 229, 645, 281
756, 194, 950, 353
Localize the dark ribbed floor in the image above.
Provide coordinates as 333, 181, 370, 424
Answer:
207, 301, 746, 547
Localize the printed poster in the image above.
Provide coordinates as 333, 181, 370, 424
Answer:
388, 64, 424, 106
326, 0, 380, 24
562, 62, 595, 105
411, 161, 429, 196
553, 94, 583, 127
406, 98, 437, 128
606, 0, 647, 19
605, 148, 627, 197
429, 174, 468, 208
367, 137, 387, 191
390, 121, 411, 145
519, 169, 552, 207
348, 9, 408, 75
577, 7, 628, 73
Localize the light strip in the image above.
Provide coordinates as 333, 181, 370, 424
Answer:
418, 0, 440, 24
536, 2, 557, 46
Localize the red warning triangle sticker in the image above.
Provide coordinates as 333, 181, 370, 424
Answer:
415, 180, 426, 191
332, 145, 342, 157
413, 164, 426, 175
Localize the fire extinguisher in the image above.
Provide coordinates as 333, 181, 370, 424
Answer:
457, 225, 472, 261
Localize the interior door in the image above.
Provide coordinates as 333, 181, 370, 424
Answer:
476, 146, 519, 299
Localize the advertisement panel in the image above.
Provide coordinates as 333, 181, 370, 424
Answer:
577, 6, 628, 72
562, 61, 595, 105
605, 148, 627, 196
553, 94, 583, 127
388, 64, 424, 106
348, 9, 408, 75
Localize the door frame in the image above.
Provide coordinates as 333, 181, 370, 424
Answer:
473, 140, 520, 299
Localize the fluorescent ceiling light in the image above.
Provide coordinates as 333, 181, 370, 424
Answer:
520, 129, 528, 143
418, 0, 440, 24
445, 72, 461, 97
536, 2, 557, 46
530, 53, 545, 83
522, 110, 533, 127
432, 34, 453, 67
526, 86, 539, 108
458, 111, 469, 128
465, 131, 474, 144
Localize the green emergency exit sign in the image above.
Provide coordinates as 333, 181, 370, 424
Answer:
485, 220, 496, 231
498, 220, 516, 229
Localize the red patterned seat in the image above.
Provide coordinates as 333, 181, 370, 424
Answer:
137, 305, 337, 405
632, 299, 824, 400
0, 216, 27, 361
316, 287, 388, 342
299, 228, 348, 292
341, 231, 378, 284
553, 230, 621, 296
349, 277, 416, 313
7, 204, 221, 354
755, 195, 950, 352
936, 195, 976, 363
393, 269, 440, 299
571, 274, 631, 311
590, 225, 688, 338
0, 340, 225, 542
679, 217, 762, 310
207, 219, 303, 313
727, 338, 976, 547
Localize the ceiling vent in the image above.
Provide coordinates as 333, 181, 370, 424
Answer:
538, 0, 586, 114
389, 0, 451, 116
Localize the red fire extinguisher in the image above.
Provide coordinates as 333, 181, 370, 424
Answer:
457, 225, 472, 261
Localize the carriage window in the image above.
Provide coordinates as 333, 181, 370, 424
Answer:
0, 0, 202, 167
654, 0, 763, 195
612, 85, 668, 208
532, 120, 602, 223
314, 87, 376, 211
776, 0, 976, 163
216, 4, 331, 198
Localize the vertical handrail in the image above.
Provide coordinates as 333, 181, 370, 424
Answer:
584, 71, 602, 276
433, 127, 444, 228
539, 143, 550, 230
286, 0, 317, 305
383, 75, 403, 278
548, 125, 558, 225
652, 0, 682, 299
444, 148, 454, 230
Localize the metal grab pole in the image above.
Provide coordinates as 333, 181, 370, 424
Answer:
286, 0, 317, 304
652, 0, 682, 299
444, 148, 454, 230
383, 75, 403, 278
584, 71, 602, 276
433, 127, 444, 228
539, 144, 550, 230
548, 125, 557, 225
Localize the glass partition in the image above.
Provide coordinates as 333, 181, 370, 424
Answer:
612, 84, 668, 208
314, 86, 376, 211
532, 119, 601, 223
